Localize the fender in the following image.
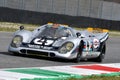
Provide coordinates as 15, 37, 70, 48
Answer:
14, 30, 32, 43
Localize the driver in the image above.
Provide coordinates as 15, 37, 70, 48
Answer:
39, 23, 70, 38
52, 23, 71, 37
52, 23, 60, 28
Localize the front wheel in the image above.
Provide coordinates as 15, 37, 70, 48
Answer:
74, 42, 83, 63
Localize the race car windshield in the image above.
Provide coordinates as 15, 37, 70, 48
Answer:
38, 26, 70, 38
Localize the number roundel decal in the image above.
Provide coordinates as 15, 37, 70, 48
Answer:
93, 38, 100, 48
34, 38, 54, 45
34, 38, 43, 45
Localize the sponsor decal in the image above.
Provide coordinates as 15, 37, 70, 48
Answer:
28, 44, 41, 49
28, 44, 52, 49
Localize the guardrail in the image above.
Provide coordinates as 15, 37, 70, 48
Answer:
1, 7, 120, 31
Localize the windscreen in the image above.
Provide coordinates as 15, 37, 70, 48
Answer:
37, 26, 70, 38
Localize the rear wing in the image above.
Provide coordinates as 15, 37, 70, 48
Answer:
87, 27, 109, 33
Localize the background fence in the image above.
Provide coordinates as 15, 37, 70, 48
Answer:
0, 0, 120, 21
0, 0, 120, 30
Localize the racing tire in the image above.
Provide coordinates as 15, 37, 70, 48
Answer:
74, 42, 83, 63
93, 43, 106, 62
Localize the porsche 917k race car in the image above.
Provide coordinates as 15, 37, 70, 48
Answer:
8, 23, 109, 62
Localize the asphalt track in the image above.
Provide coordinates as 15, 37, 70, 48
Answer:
0, 32, 120, 69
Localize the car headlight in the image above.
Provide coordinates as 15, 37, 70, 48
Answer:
59, 42, 74, 54
11, 35, 22, 48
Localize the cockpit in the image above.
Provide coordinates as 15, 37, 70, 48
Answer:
37, 24, 73, 39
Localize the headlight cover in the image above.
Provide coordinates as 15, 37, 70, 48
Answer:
11, 35, 22, 48
58, 42, 74, 54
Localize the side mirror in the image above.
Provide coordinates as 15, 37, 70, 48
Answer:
19, 26, 24, 30
76, 32, 81, 37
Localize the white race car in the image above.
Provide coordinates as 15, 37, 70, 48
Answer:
8, 23, 109, 62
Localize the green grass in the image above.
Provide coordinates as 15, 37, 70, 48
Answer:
69, 75, 120, 80
0, 22, 38, 32
0, 22, 120, 37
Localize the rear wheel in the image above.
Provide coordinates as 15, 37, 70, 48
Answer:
94, 43, 106, 62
